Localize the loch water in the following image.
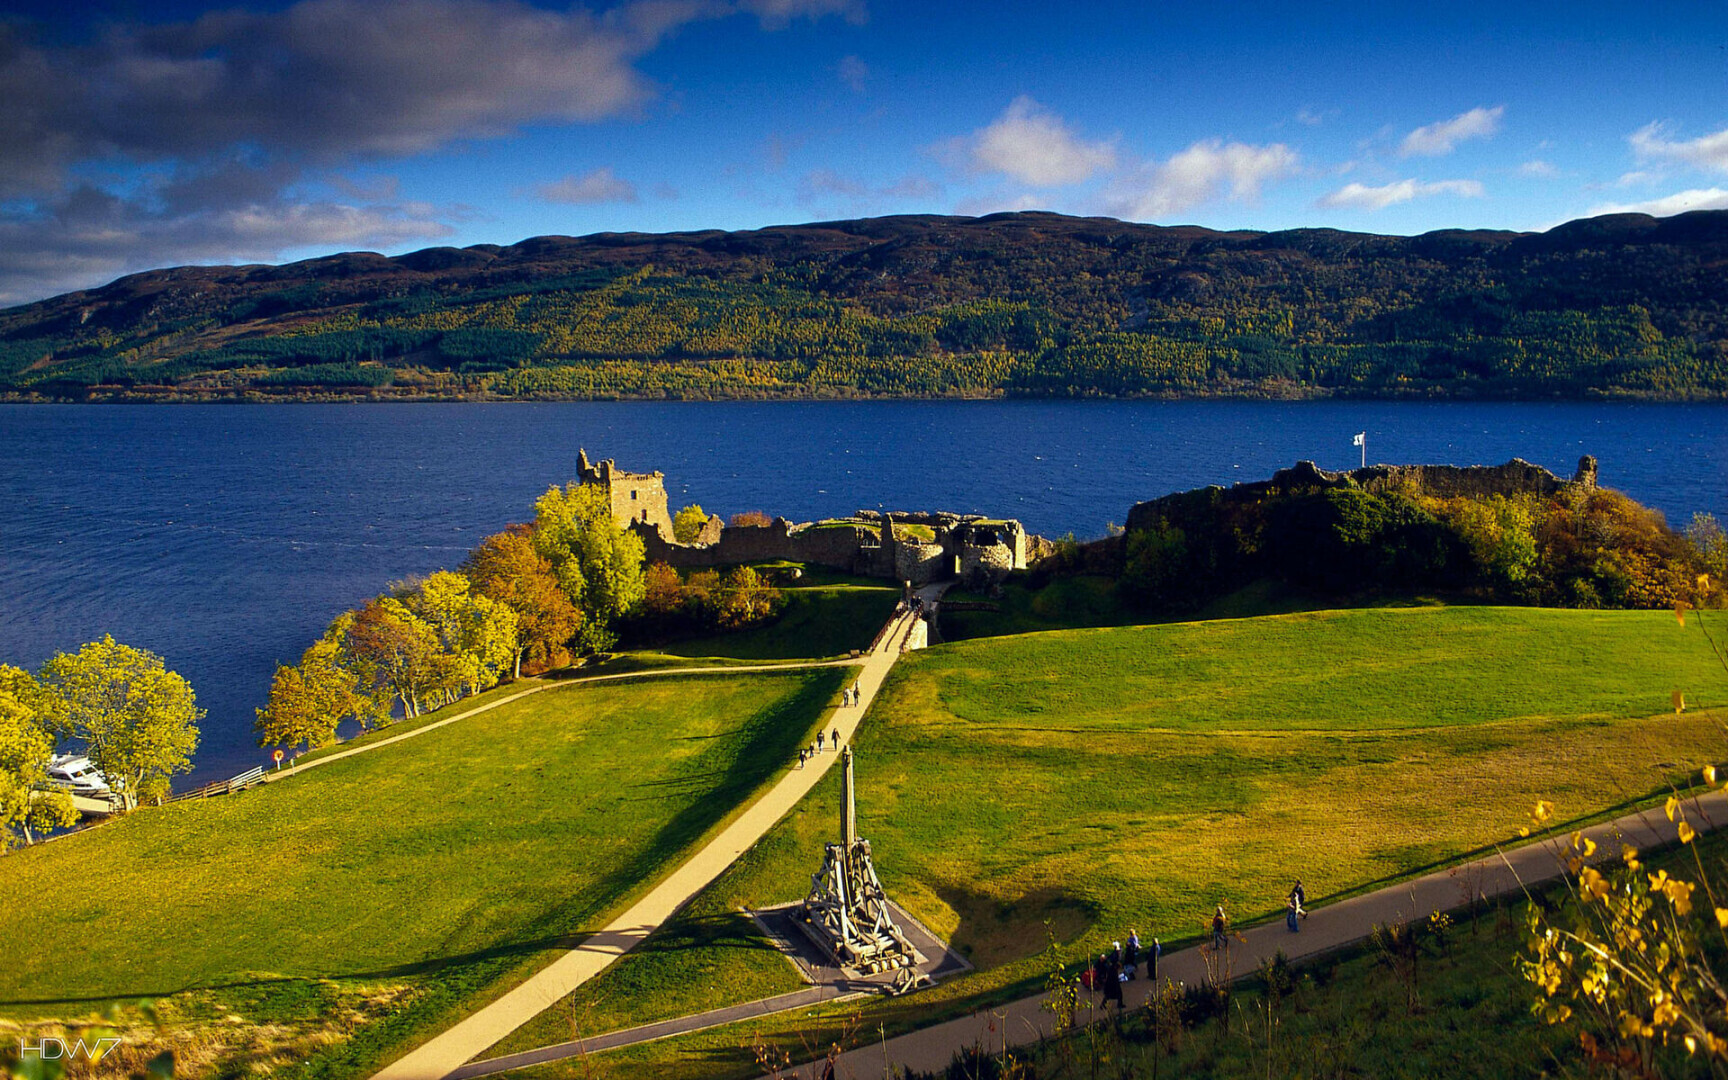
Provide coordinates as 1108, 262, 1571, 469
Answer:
2, 400, 1724, 779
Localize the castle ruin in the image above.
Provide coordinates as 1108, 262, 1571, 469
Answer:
573, 453, 1036, 587
577, 449, 673, 542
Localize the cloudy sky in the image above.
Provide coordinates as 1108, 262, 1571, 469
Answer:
1, 0, 1726, 305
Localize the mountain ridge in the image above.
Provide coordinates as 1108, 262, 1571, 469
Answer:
4, 209, 1726, 401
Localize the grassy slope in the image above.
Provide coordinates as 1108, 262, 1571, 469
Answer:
656, 586, 899, 661
0, 668, 846, 1078
1006, 830, 1728, 1080
486, 605, 1727, 1075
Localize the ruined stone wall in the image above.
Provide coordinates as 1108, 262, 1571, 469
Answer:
894, 542, 949, 585
1125, 456, 1598, 534
959, 543, 1016, 588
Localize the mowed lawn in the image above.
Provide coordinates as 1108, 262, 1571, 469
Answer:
487, 605, 1728, 1075
0, 668, 846, 1076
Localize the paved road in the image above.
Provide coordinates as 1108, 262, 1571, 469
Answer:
369, 588, 944, 1080
829, 788, 1727, 1079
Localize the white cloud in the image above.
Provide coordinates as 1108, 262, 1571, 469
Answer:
1517, 160, 1558, 178
534, 167, 639, 204
1629, 122, 1728, 174
1615, 170, 1660, 187
1295, 107, 1325, 127
1400, 106, 1504, 157
1104, 140, 1298, 220
1586, 188, 1728, 217
1318, 178, 1485, 210
968, 96, 1116, 187
837, 55, 868, 92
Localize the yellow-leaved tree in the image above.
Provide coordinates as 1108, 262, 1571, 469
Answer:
36, 636, 202, 811
0, 664, 77, 847
533, 482, 645, 653
1519, 576, 1728, 1071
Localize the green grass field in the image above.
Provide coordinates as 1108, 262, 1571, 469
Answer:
0, 667, 847, 1078
485, 605, 1728, 1076
655, 584, 898, 660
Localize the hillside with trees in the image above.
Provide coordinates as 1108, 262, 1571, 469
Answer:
3, 210, 1728, 401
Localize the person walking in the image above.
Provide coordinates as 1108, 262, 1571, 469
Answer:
1211, 906, 1228, 952
816, 730, 825, 752
1289, 879, 1307, 920
1125, 930, 1140, 979
1103, 953, 1125, 1009
1285, 895, 1300, 933
798, 747, 808, 769
831, 726, 841, 748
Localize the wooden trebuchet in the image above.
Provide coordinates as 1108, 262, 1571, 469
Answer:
796, 747, 916, 974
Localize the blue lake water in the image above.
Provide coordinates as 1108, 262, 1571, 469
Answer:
1, 400, 1723, 779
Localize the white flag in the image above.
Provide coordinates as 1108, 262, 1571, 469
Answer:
1352, 432, 1365, 446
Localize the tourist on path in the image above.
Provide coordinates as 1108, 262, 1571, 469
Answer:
1289, 879, 1307, 920
817, 730, 825, 752
1211, 906, 1228, 952
1103, 954, 1124, 1009
798, 748, 808, 769
831, 726, 841, 747
1285, 896, 1300, 933
1124, 930, 1140, 977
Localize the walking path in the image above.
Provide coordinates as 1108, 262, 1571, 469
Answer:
830, 788, 1728, 1079
369, 586, 946, 1080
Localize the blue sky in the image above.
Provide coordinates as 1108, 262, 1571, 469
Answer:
2, 0, 1726, 304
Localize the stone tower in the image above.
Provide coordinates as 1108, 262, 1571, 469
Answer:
576, 449, 673, 540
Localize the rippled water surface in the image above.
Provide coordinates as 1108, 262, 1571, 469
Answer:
2, 400, 1723, 777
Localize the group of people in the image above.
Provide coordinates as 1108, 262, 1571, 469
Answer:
1085, 880, 1311, 1006
840, 681, 862, 707
1085, 930, 1161, 1007
796, 725, 845, 768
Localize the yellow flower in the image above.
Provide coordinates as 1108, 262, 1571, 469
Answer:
1713, 907, 1728, 929
1534, 799, 1555, 823
1666, 796, 1681, 822
1679, 820, 1697, 845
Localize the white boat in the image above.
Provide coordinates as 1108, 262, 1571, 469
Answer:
45, 754, 111, 797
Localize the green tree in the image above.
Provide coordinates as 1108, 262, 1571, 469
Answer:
463, 525, 581, 675
673, 504, 711, 544
36, 637, 202, 811
533, 482, 646, 652
0, 665, 77, 848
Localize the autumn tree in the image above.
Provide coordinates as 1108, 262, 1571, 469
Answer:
407, 570, 519, 697
533, 482, 646, 652
463, 526, 581, 675
344, 599, 443, 719
715, 565, 783, 629
673, 504, 712, 544
729, 510, 772, 528
254, 614, 386, 752
0, 665, 77, 848
36, 637, 202, 811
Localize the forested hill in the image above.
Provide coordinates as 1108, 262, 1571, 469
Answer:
4, 209, 1728, 401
